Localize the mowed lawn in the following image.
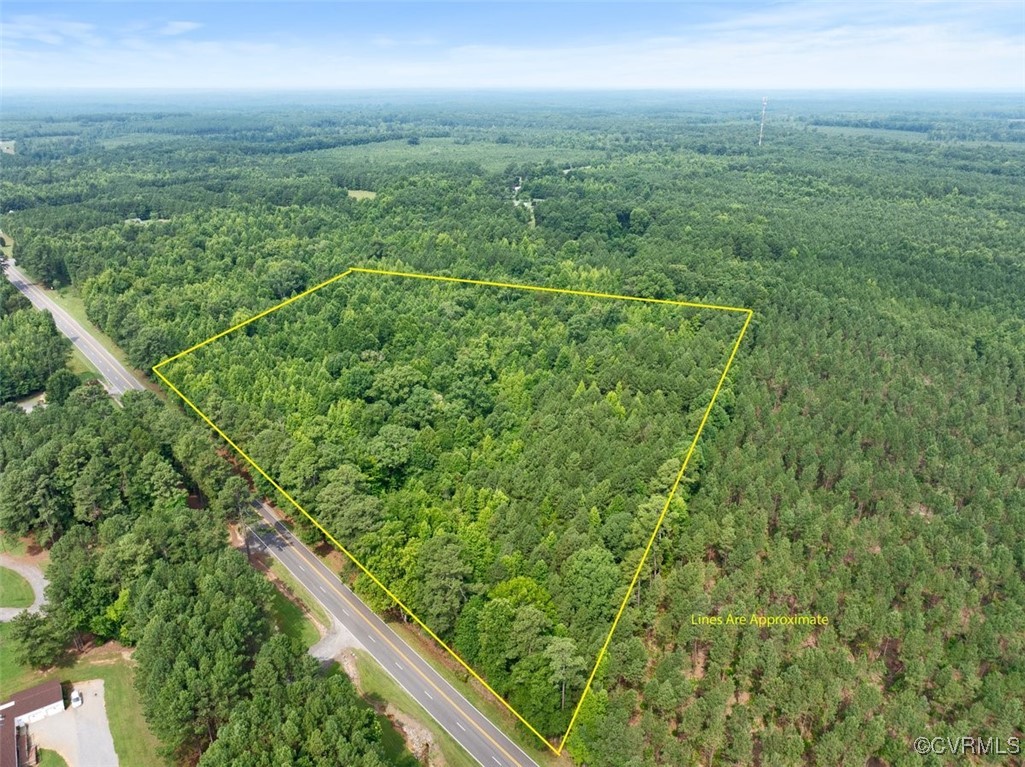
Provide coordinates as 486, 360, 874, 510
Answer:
0, 623, 162, 767
0, 567, 35, 608
36, 749, 69, 767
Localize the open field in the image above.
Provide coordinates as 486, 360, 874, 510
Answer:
312, 136, 603, 173
808, 124, 1025, 148
807, 125, 934, 142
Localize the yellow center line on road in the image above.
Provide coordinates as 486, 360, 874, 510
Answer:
263, 506, 530, 767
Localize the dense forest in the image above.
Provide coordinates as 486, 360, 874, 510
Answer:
0, 385, 391, 765
160, 270, 746, 736
0, 262, 70, 403
1, 93, 1023, 766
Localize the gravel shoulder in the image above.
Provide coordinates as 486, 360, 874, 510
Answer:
311, 615, 365, 662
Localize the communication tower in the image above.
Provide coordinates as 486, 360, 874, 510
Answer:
758, 97, 768, 146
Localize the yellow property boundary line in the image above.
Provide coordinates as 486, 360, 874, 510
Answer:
153, 266, 753, 756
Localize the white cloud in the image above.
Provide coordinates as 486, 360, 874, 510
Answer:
158, 21, 202, 37
3, 15, 102, 47
1, 5, 1021, 90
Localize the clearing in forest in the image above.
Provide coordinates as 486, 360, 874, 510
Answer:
153, 267, 751, 754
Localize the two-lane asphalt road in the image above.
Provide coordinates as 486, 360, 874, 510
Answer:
5, 256, 541, 765
249, 501, 541, 767
4, 259, 146, 397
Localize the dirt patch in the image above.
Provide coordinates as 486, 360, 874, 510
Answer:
385, 704, 446, 767
342, 649, 444, 766
227, 522, 247, 550
316, 544, 350, 575
910, 503, 934, 520
338, 649, 361, 688
14, 392, 46, 413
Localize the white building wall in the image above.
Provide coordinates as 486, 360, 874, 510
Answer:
15, 701, 64, 726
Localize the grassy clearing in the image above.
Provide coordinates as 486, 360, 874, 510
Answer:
347, 189, 377, 200
67, 347, 102, 381
0, 625, 162, 767
353, 650, 478, 767
389, 621, 564, 766
314, 137, 602, 174
0, 622, 25, 690
267, 557, 330, 628
0, 229, 13, 258
268, 586, 319, 648
98, 133, 180, 149
50, 288, 135, 369
0, 566, 35, 608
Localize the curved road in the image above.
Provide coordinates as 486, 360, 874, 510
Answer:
249, 502, 541, 767
4, 259, 145, 397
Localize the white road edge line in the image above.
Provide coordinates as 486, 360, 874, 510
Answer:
250, 505, 537, 767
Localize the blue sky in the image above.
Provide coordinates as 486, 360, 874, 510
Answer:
3, 1, 1023, 90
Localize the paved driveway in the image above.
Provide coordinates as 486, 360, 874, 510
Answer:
29, 680, 118, 767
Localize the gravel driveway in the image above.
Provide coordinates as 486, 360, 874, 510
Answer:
0, 553, 47, 621
28, 679, 118, 767
311, 615, 364, 663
